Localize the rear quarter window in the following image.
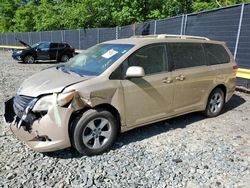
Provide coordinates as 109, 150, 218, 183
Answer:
58, 43, 66, 48
204, 44, 230, 65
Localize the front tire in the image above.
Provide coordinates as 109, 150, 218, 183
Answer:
204, 88, 225, 118
23, 55, 35, 64
70, 109, 119, 156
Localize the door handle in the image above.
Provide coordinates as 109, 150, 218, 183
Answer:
162, 77, 173, 84
176, 74, 186, 81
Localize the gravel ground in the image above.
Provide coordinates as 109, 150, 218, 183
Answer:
0, 50, 250, 188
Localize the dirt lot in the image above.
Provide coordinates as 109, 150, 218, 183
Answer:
0, 50, 249, 187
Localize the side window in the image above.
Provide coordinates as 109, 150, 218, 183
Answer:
128, 44, 167, 75
168, 43, 206, 69
204, 44, 230, 65
50, 43, 58, 49
58, 43, 66, 48
38, 43, 50, 49
109, 63, 124, 80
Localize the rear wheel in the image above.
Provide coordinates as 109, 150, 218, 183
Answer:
60, 54, 69, 62
23, 55, 35, 64
204, 88, 225, 117
70, 109, 118, 156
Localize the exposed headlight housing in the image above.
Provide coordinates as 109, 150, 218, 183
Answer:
32, 91, 75, 112
16, 50, 23, 54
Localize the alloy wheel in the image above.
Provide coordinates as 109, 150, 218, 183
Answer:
82, 118, 112, 150
209, 92, 223, 114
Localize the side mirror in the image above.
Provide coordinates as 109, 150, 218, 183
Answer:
126, 66, 145, 78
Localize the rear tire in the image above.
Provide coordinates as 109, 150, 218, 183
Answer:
23, 55, 35, 64
60, 54, 69, 62
204, 88, 225, 118
70, 109, 118, 156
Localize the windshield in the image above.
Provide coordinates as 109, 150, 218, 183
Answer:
61, 43, 134, 76
31, 42, 41, 48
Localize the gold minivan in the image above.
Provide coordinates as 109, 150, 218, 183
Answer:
4, 35, 237, 155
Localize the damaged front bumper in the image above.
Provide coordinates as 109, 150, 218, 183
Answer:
4, 97, 74, 152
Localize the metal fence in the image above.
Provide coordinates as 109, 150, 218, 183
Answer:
0, 3, 249, 86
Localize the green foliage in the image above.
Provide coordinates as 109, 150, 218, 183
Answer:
0, 0, 247, 33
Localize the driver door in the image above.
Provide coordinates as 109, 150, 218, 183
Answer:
36, 42, 50, 60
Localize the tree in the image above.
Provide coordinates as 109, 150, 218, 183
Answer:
0, 0, 248, 33
12, 3, 37, 32
0, 0, 20, 32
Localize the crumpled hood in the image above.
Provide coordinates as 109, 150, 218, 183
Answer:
18, 67, 90, 97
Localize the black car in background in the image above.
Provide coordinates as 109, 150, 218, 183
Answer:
12, 40, 75, 64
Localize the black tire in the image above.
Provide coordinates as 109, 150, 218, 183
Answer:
60, 54, 70, 62
204, 88, 225, 118
23, 55, 35, 64
70, 109, 119, 156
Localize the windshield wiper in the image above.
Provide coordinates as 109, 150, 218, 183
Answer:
67, 70, 82, 77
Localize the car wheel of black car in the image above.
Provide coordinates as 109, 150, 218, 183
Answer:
70, 109, 119, 156
60, 54, 70, 62
23, 55, 35, 64
204, 88, 225, 118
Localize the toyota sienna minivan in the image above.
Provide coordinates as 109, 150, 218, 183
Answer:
4, 35, 237, 155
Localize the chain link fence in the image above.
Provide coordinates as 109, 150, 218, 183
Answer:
0, 3, 249, 86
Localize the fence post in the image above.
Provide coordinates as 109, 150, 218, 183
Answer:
234, 3, 245, 60
183, 14, 188, 35
13, 33, 15, 45
180, 14, 185, 35
133, 23, 136, 36
60, 31, 63, 42
116, 26, 119, 39
50, 31, 52, 41
97, 28, 100, 44
39, 32, 42, 42
64, 30, 66, 42
78, 29, 81, 49
154, 20, 157, 35
6, 33, 8, 45
28, 32, 31, 44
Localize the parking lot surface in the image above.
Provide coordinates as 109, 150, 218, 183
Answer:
0, 50, 249, 187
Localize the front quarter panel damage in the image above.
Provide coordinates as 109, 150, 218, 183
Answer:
7, 91, 89, 152
65, 80, 126, 127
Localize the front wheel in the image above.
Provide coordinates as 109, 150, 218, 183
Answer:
23, 55, 35, 64
70, 109, 119, 156
204, 88, 225, 118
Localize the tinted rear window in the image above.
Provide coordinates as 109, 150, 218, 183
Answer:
50, 43, 58, 48
168, 43, 206, 70
58, 43, 66, 48
204, 44, 230, 65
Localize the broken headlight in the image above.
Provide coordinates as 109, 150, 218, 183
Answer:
15, 50, 23, 54
32, 95, 54, 112
32, 92, 75, 112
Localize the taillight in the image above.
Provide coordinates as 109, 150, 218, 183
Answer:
233, 65, 238, 70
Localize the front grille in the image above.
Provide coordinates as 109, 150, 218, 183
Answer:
14, 95, 35, 112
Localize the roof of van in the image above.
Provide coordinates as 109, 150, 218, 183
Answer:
103, 34, 225, 45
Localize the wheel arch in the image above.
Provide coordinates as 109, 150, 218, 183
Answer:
69, 103, 122, 138
205, 84, 227, 109
212, 84, 227, 100
93, 103, 122, 132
